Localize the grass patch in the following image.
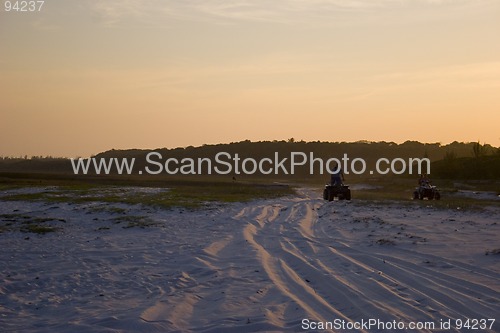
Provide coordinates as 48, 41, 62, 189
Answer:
0, 181, 294, 209
1, 214, 65, 233
112, 215, 157, 228
28, 217, 66, 223
376, 239, 396, 246
97, 226, 110, 231
352, 191, 497, 211
88, 206, 128, 214
163, 183, 294, 207
123, 221, 156, 229
0, 184, 20, 191
112, 215, 147, 223
21, 224, 57, 234
0, 213, 31, 220
344, 177, 498, 210
415, 197, 498, 211
485, 248, 500, 256
354, 190, 412, 202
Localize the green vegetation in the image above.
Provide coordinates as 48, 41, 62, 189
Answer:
1, 140, 498, 209
432, 155, 500, 180
0, 184, 17, 191
0, 214, 63, 234
376, 239, 396, 246
0, 178, 294, 209
345, 176, 498, 211
429, 141, 500, 180
21, 224, 58, 234
350, 178, 415, 201
112, 215, 157, 228
351, 192, 498, 210
89, 206, 128, 214
1, 140, 499, 181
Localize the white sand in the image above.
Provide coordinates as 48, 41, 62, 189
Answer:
0, 188, 499, 332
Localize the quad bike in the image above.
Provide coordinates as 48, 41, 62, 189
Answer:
323, 184, 351, 201
413, 183, 440, 200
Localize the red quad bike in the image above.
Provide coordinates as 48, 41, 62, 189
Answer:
413, 183, 441, 200
323, 184, 351, 201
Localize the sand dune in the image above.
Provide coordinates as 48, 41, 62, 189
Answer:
1, 188, 499, 332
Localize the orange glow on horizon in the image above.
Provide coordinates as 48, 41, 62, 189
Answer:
1, 1, 499, 157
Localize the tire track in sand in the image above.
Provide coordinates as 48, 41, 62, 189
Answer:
142, 188, 499, 332
236, 188, 499, 332
240, 191, 363, 329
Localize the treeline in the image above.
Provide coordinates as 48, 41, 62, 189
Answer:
1, 140, 499, 180
432, 156, 500, 179
431, 141, 500, 179
0, 156, 69, 174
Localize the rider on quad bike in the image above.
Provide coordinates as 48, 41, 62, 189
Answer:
414, 174, 441, 200
323, 163, 351, 201
330, 163, 345, 187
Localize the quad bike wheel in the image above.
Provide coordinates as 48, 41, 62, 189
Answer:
345, 189, 351, 200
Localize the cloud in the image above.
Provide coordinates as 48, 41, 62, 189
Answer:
87, 0, 497, 26
375, 61, 500, 83
88, 0, 146, 25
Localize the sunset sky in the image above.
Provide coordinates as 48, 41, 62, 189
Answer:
1, 0, 499, 157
